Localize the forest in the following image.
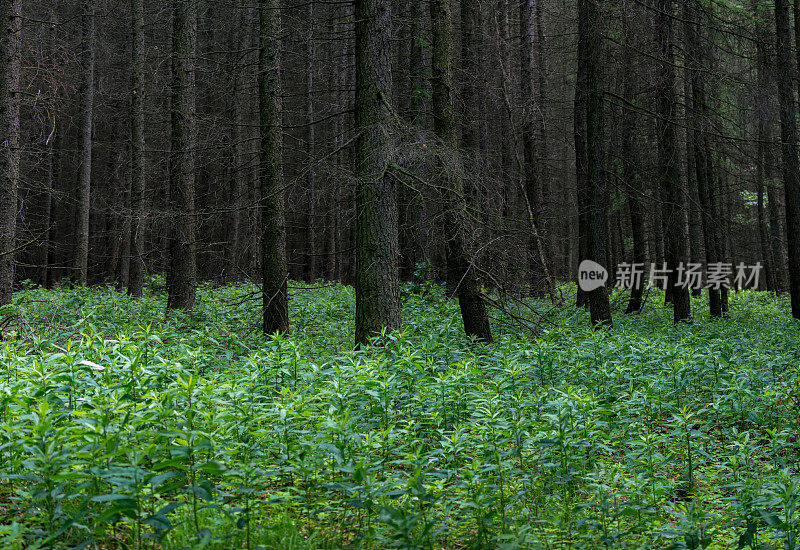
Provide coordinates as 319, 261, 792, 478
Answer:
2, 0, 800, 547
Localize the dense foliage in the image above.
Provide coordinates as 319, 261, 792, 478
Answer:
0, 282, 799, 549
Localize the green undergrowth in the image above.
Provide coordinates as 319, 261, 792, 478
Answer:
1, 278, 799, 549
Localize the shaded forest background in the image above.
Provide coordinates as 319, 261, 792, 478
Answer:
1, 0, 796, 325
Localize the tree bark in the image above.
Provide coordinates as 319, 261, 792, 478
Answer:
354, 0, 401, 345
166, 0, 198, 311
40, 6, 57, 289
430, 0, 492, 342
580, 0, 613, 326
685, 0, 721, 316
305, 0, 319, 282
129, 0, 146, 297
775, 0, 800, 318
622, 10, 646, 314
574, 0, 589, 309
224, 2, 252, 283
657, 0, 691, 323
75, 0, 95, 286
259, 0, 289, 334
520, 0, 551, 297
754, 0, 775, 291
0, 0, 20, 305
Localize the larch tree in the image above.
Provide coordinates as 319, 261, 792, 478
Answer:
430, 0, 493, 342
166, 0, 198, 311
0, 0, 21, 305
775, 0, 800, 319
260, 0, 289, 334
353, 0, 401, 346
75, 0, 95, 286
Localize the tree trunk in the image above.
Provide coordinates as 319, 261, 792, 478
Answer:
769, 183, 787, 290
657, 0, 690, 323
226, 3, 253, 283
775, 0, 800, 318
259, 0, 289, 333
580, 0, 612, 326
754, 0, 775, 291
129, 0, 146, 297
305, 0, 318, 282
0, 0, 21, 305
621, 11, 646, 314
430, 0, 492, 342
40, 6, 57, 289
574, 0, 589, 309
520, 0, 551, 297
166, 0, 198, 311
75, 0, 95, 286
685, 0, 721, 316
354, 0, 401, 345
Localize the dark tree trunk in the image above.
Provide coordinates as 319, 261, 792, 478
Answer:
685, 0, 721, 316
166, 0, 198, 311
769, 183, 787, 291
75, 0, 95, 286
683, 63, 703, 298
305, 0, 318, 282
354, 0, 401, 345
224, 2, 252, 283
754, 0, 775, 291
128, 0, 146, 297
520, 0, 552, 298
621, 12, 646, 314
430, 0, 492, 342
40, 6, 57, 289
259, 0, 289, 334
574, 0, 589, 309
657, 0, 691, 323
580, 0, 612, 326
775, 0, 800, 317
0, 0, 20, 305
398, 0, 425, 281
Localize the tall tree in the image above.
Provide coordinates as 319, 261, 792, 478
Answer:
75, 0, 95, 286
129, 0, 146, 298
775, 0, 800, 318
621, 5, 646, 314
430, 0, 493, 342
354, 0, 401, 345
0, 0, 21, 305
520, 0, 553, 297
656, 0, 690, 322
166, 0, 198, 311
224, 2, 252, 283
574, 0, 589, 309
305, 0, 319, 282
40, 5, 57, 289
580, 0, 612, 326
260, 0, 289, 334
685, 0, 722, 316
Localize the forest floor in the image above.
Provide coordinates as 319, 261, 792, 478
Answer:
0, 278, 799, 549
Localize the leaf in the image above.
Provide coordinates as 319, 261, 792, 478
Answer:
757, 509, 785, 529
78, 360, 105, 372
198, 460, 226, 475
